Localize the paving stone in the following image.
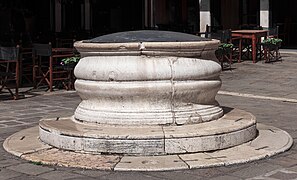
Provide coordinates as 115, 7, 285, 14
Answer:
17, 117, 44, 123
114, 155, 188, 171
287, 165, 297, 173
208, 175, 243, 180
15, 113, 48, 119
64, 177, 96, 180
0, 117, 16, 121
267, 170, 297, 180
22, 148, 120, 170
184, 168, 226, 178
267, 156, 297, 167
6, 163, 54, 176
73, 169, 111, 178
37, 170, 86, 180
179, 153, 224, 168
230, 162, 282, 178
100, 172, 164, 180
0, 159, 21, 168
143, 170, 205, 180
5, 175, 44, 180
0, 121, 24, 126
0, 168, 23, 180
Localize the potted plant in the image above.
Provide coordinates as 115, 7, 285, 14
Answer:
215, 43, 233, 58
262, 38, 282, 50
60, 56, 80, 70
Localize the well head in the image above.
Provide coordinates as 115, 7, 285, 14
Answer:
74, 30, 220, 59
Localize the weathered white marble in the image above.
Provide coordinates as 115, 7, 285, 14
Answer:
38, 108, 257, 155
74, 39, 220, 60
4, 123, 293, 171
74, 56, 223, 125
39, 31, 258, 156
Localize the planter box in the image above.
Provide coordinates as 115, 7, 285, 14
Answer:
262, 42, 281, 50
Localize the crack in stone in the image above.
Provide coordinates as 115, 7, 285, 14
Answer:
168, 57, 178, 125
161, 126, 166, 154
205, 156, 227, 159
255, 146, 269, 150
177, 155, 191, 169
111, 155, 123, 171
235, 118, 243, 122
268, 129, 276, 133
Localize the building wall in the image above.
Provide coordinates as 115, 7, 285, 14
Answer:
221, 0, 239, 29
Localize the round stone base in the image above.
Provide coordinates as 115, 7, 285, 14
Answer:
3, 123, 293, 171
39, 108, 257, 155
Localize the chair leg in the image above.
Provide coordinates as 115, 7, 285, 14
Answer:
32, 56, 37, 88
49, 56, 53, 92
15, 60, 19, 99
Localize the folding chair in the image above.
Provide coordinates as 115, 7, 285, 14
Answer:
0, 45, 20, 99
262, 26, 282, 63
211, 30, 235, 70
32, 43, 74, 92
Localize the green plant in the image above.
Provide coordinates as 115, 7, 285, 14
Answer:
60, 56, 80, 66
262, 38, 282, 45
30, 161, 43, 165
216, 43, 233, 57
218, 43, 234, 49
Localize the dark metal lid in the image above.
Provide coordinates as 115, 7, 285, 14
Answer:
84, 30, 208, 43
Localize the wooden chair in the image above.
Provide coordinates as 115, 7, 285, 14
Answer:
32, 43, 75, 92
211, 30, 236, 70
262, 26, 282, 63
266, 26, 279, 38
0, 45, 20, 99
19, 46, 34, 86
19, 33, 34, 86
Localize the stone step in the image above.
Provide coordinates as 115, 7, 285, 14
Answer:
39, 108, 257, 155
4, 124, 293, 171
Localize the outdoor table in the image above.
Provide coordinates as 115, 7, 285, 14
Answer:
232, 30, 268, 63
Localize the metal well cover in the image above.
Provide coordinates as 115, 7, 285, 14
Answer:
84, 30, 209, 43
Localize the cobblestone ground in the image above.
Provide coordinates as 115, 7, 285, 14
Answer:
0, 53, 297, 179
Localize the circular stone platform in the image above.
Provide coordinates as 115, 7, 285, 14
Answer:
38, 108, 256, 155
3, 121, 293, 171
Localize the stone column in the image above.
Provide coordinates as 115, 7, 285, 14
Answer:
144, 0, 154, 28
260, 0, 269, 28
199, 0, 211, 33
55, 0, 61, 32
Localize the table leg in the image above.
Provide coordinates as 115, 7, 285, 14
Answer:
252, 36, 256, 63
239, 38, 242, 62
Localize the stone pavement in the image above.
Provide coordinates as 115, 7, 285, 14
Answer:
0, 53, 297, 179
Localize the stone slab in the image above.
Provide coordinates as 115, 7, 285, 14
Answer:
37, 170, 87, 180
38, 108, 257, 155
178, 153, 224, 169
179, 124, 293, 168
165, 125, 257, 154
3, 123, 293, 171
22, 148, 121, 170
3, 126, 51, 157
114, 155, 188, 171
6, 163, 54, 176
0, 168, 23, 180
